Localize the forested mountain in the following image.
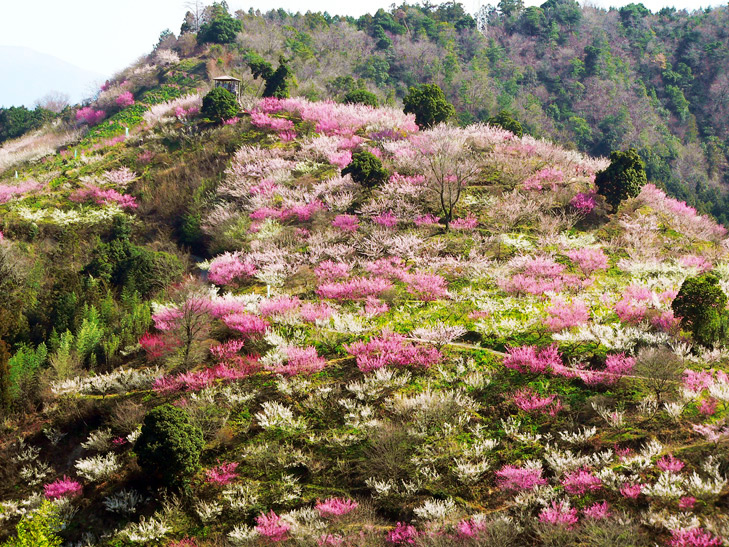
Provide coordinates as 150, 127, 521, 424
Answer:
180, 1, 729, 223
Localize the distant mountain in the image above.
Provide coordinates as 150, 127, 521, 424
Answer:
0, 46, 105, 107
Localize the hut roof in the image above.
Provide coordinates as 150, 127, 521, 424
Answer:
213, 75, 241, 82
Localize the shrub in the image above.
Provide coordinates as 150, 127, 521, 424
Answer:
486, 110, 523, 137
672, 273, 728, 346
403, 83, 454, 128
594, 148, 647, 209
201, 87, 238, 122
3, 500, 62, 547
341, 150, 389, 188
343, 89, 378, 107
134, 404, 204, 486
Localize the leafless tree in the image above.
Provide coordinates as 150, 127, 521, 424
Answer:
34, 91, 70, 113
419, 126, 482, 230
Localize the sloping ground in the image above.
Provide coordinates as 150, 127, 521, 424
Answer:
0, 80, 728, 546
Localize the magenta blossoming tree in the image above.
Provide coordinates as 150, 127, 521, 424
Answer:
44, 477, 83, 499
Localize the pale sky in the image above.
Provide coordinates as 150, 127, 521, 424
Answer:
2, 0, 724, 77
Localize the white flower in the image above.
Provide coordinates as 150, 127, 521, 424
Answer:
103, 489, 144, 514
413, 498, 456, 522
194, 500, 223, 523
644, 472, 685, 499
228, 525, 259, 545
222, 483, 260, 511
453, 458, 490, 485
81, 429, 114, 452
558, 426, 597, 445
75, 453, 121, 482
122, 514, 170, 543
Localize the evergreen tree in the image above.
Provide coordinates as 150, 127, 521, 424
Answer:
201, 87, 238, 122
594, 148, 647, 209
672, 274, 728, 346
403, 84, 455, 129
135, 404, 204, 486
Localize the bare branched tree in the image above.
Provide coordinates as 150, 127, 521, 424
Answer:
419, 126, 481, 230
34, 91, 70, 113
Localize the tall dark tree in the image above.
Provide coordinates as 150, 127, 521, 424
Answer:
594, 149, 647, 209
403, 84, 454, 129
135, 404, 204, 486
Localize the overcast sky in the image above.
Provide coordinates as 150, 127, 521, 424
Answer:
1, 0, 724, 77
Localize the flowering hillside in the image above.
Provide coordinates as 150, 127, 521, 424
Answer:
1, 63, 729, 546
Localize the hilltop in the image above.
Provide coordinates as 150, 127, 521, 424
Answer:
0, 3, 729, 547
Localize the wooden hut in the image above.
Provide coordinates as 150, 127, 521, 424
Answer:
213, 75, 241, 100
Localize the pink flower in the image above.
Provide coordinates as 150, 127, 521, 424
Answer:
614, 298, 647, 324
345, 331, 441, 372
222, 313, 269, 338
387, 522, 417, 544
259, 296, 301, 317
267, 346, 327, 376
683, 369, 714, 394
456, 517, 488, 538
373, 210, 398, 228
545, 298, 589, 332
329, 150, 353, 169
523, 167, 564, 191
332, 214, 359, 232
450, 213, 478, 230
679, 255, 712, 273
652, 310, 680, 333
210, 339, 246, 361
562, 468, 602, 495
511, 388, 559, 414
115, 91, 134, 107
565, 247, 608, 275
44, 477, 82, 499
139, 332, 176, 360
620, 483, 643, 499
582, 501, 611, 520
255, 510, 290, 542
405, 273, 448, 301
657, 455, 685, 473
604, 353, 635, 382
678, 496, 696, 511
317, 276, 392, 301
364, 296, 389, 316
414, 214, 439, 226
538, 501, 578, 528
503, 345, 564, 375
668, 528, 723, 547
314, 260, 351, 282
570, 191, 597, 214
205, 462, 239, 485
76, 106, 105, 125
495, 465, 548, 491
208, 252, 257, 286
315, 497, 358, 517
698, 398, 718, 416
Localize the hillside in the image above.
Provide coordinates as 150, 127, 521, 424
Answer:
180, 1, 729, 225
1, 4, 729, 547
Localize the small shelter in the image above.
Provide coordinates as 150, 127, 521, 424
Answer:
213, 76, 241, 100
